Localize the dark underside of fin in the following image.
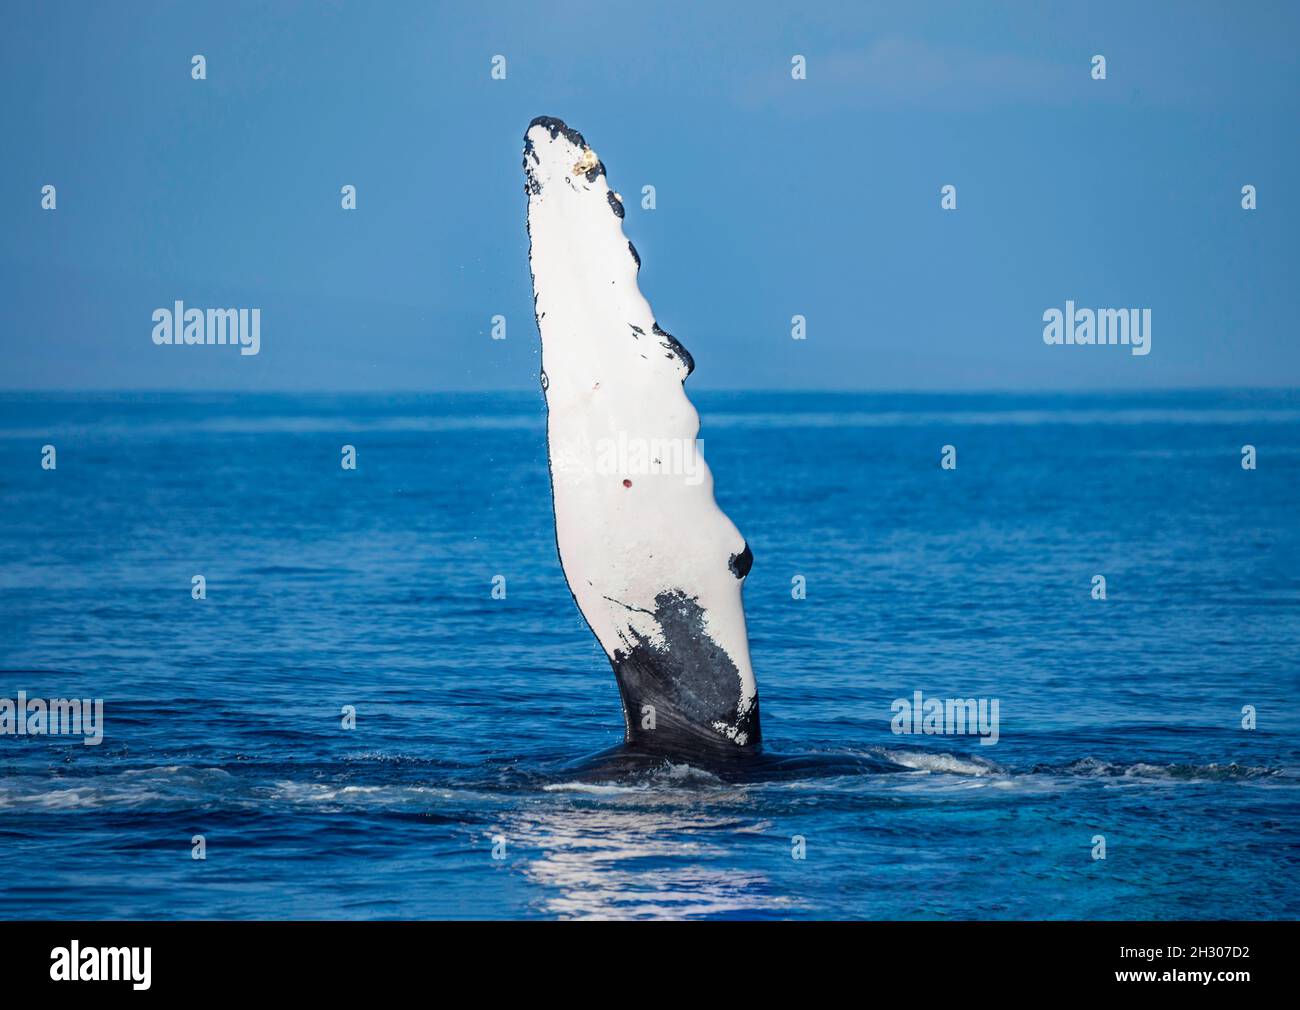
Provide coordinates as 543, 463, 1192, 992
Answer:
610, 590, 762, 756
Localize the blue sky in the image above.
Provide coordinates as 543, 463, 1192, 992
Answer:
2, 0, 1297, 391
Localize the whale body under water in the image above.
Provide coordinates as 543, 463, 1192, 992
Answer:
523, 116, 762, 761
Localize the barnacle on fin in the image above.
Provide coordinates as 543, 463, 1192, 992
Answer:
573, 147, 600, 176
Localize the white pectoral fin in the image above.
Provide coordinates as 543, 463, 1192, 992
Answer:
525, 116, 761, 753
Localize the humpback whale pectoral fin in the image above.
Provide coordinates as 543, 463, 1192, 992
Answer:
524, 115, 763, 757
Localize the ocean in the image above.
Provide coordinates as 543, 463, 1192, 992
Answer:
0, 389, 1296, 919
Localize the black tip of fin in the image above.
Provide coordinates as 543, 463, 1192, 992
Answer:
526, 116, 589, 149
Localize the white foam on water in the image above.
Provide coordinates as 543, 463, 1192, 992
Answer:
883, 749, 1002, 776
265, 780, 455, 805
543, 761, 722, 795
656, 762, 722, 785
542, 781, 648, 796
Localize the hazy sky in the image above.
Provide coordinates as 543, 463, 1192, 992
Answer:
2, 0, 1297, 391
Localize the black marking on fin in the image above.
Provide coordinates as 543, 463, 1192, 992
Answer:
611, 589, 761, 753
628, 241, 640, 268
728, 543, 753, 579
526, 116, 603, 182
527, 115, 589, 149
607, 191, 624, 218
653, 323, 695, 376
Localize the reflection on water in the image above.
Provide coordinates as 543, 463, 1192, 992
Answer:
504, 795, 794, 920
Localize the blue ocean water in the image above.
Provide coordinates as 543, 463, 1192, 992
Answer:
0, 389, 1296, 920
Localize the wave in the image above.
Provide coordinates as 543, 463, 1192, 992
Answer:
543, 781, 648, 795
1038, 757, 1282, 781
880, 748, 1003, 776
0, 749, 1289, 812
